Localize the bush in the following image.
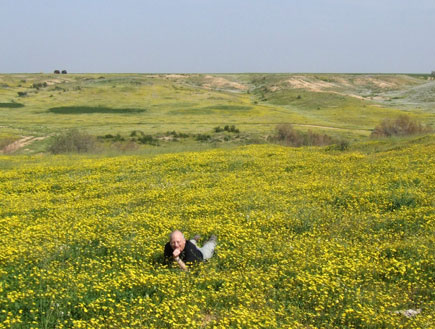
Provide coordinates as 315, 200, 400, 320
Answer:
32, 82, 47, 89
98, 134, 126, 142
195, 134, 211, 142
48, 130, 98, 154
17, 91, 27, 97
304, 130, 333, 146
166, 131, 189, 138
371, 115, 432, 138
334, 140, 350, 151
225, 125, 240, 133
137, 135, 159, 146
215, 125, 240, 133
272, 124, 334, 147
130, 130, 141, 137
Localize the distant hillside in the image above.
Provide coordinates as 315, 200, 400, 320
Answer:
0, 73, 433, 155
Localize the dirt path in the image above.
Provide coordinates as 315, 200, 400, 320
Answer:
1, 136, 47, 154
295, 124, 342, 130
293, 124, 371, 134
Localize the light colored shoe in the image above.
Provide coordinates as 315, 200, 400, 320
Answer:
193, 234, 201, 242
209, 234, 217, 242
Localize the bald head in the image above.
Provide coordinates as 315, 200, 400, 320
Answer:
170, 230, 186, 252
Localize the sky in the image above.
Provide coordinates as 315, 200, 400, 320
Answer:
1, 0, 434, 73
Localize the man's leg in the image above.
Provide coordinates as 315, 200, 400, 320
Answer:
198, 235, 217, 260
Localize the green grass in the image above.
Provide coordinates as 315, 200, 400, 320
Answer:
0, 102, 24, 108
48, 106, 147, 114
0, 73, 434, 154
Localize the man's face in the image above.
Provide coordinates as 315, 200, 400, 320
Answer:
170, 231, 186, 251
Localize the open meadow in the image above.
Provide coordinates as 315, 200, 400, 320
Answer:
0, 73, 434, 328
1, 73, 434, 155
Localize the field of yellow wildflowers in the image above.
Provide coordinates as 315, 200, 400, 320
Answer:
0, 141, 434, 328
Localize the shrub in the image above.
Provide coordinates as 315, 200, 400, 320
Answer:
195, 134, 211, 142
371, 115, 432, 138
32, 82, 47, 89
274, 124, 299, 144
98, 134, 125, 142
225, 125, 240, 133
17, 91, 27, 97
166, 131, 189, 138
272, 124, 335, 147
48, 129, 98, 154
328, 139, 350, 151
113, 134, 125, 142
130, 130, 141, 137
216, 125, 240, 133
304, 130, 333, 146
137, 135, 159, 146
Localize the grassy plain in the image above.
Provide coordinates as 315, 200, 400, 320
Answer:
0, 73, 434, 328
0, 73, 434, 154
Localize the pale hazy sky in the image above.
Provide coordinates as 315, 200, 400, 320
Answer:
1, 0, 434, 73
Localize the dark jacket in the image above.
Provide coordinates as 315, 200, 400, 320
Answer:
164, 240, 203, 264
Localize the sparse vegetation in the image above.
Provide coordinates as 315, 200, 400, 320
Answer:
165, 131, 189, 138
48, 129, 98, 154
0, 73, 433, 155
0, 137, 17, 149
271, 123, 336, 147
137, 134, 159, 146
195, 133, 211, 142
371, 115, 432, 138
99, 133, 125, 142
214, 125, 240, 133
31, 82, 47, 89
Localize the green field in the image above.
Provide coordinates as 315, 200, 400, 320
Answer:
0, 140, 434, 328
0, 73, 434, 328
1, 73, 434, 155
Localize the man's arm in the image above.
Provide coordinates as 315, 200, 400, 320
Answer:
174, 256, 188, 271
173, 248, 188, 271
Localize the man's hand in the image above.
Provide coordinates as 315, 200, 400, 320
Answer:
173, 248, 181, 259
172, 248, 187, 271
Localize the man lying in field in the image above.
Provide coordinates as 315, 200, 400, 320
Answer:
164, 230, 217, 271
